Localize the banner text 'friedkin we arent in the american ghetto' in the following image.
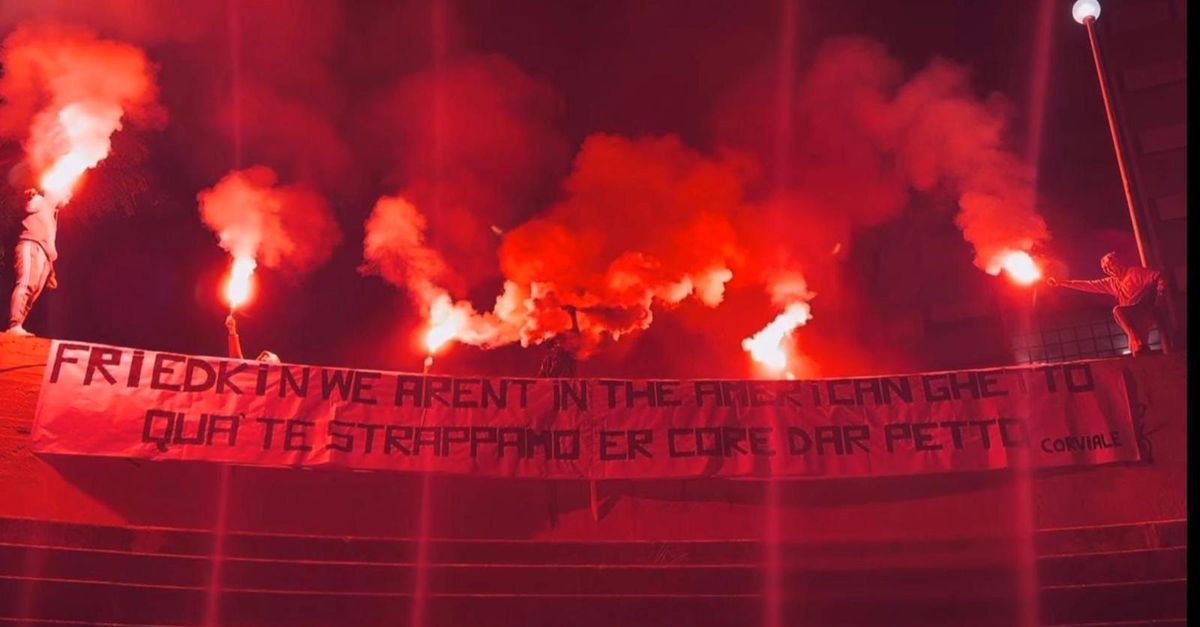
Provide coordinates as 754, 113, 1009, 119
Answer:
33, 341, 1139, 479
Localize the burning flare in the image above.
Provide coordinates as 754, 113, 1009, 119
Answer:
993, 249, 1043, 285
361, 135, 747, 360
742, 302, 812, 376
199, 166, 341, 314
423, 292, 468, 355
224, 256, 257, 312
36, 102, 124, 204
1, 25, 159, 209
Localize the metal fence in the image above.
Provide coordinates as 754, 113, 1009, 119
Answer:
1010, 312, 1164, 364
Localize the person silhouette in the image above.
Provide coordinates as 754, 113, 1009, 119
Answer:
226, 314, 281, 363
1047, 252, 1169, 356
6, 191, 58, 336
538, 305, 581, 377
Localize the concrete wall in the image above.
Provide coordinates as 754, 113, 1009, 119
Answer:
0, 335, 1186, 543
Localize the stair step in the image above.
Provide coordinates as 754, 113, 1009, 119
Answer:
1040, 580, 1187, 625
0, 577, 1023, 627
1038, 547, 1186, 585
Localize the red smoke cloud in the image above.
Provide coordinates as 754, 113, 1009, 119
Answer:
358, 53, 576, 356
198, 166, 341, 276
362, 195, 451, 299
361, 193, 535, 353
499, 134, 748, 343
713, 37, 1050, 373
3, 0, 354, 193
363, 134, 752, 356
720, 37, 1049, 274
0, 24, 161, 205
1, 5, 1053, 375
362, 39, 1051, 368
358, 54, 568, 290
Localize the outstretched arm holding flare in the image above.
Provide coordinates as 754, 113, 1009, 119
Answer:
1046, 276, 1117, 295
1046, 252, 1170, 356
225, 314, 280, 363
226, 315, 244, 359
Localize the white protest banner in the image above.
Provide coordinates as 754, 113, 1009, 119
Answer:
32, 341, 1140, 479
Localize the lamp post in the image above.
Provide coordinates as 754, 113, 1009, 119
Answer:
1073, 0, 1177, 353
1072, 0, 1153, 268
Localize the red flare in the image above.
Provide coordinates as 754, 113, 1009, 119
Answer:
224, 256, 257, 312
995, 250, 1043, 286
742, 302, 812, 374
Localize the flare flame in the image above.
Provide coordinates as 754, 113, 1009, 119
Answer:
224, 256, 257, 312
423, 292, 469, 355
992, 249, 1043, 285
1, 25, 159, 210
742, 302, 812, 375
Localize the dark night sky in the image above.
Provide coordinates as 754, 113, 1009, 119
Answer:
0, 0, 1137, 378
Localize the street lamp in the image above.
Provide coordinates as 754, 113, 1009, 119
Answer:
1072, 0, 1101, 23
1072, 0, 1152, 268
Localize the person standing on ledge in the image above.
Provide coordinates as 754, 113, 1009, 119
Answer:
535, 304, 596, 521
226, 314, 281, 363
1047, 251, 1170, 356
6, 187, 58, 337
538, 305, 582, 377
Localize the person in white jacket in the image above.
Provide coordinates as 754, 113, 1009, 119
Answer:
1047, 252, 1169, 356
6, 192, 58, 336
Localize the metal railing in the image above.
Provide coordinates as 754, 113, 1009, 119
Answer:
1011, 312, 1163, 364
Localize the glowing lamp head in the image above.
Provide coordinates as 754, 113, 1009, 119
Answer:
998, 250, 1043, 285
224, 256, 257, 311
1072, 0, 1101, 23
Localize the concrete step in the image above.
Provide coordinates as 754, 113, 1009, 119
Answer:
0, 516, 1184, 565
1038, 547, 1186, 585
3, 541, 1183, 593
0, 578, 1021, 627
1036, 520, 1187, 555
1040, 579, 1187, 625
5, 576, 1184, 627
0, 516, 1185, 625
0, 544, 1023, 598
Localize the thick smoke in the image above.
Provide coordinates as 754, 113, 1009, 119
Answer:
885, 57, 1048, 273
0, 24, 160, 205
361, 193, 537, 351
362, 195, 450, 299
3, 0, 353, 193
362, 39, 1049, 365
198, 166, 341, 275
1, 4, 1053, 374
358, 54, 567, 290
499, 134, 747, 345
711, 37, 1051, 373
363, 134, 752, 355
721, 36, 1049, 275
